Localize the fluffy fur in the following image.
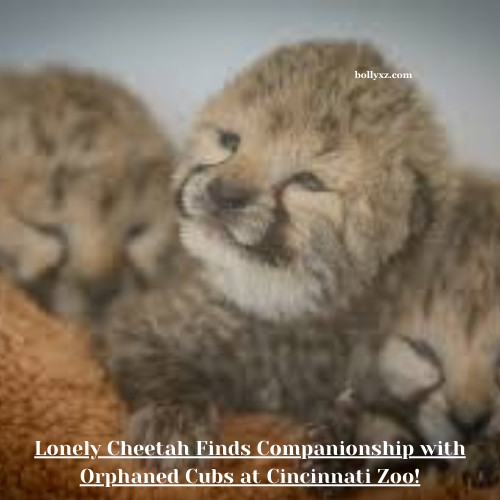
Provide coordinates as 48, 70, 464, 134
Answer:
176, 40, 448, 322
331, 169, 500, 486
101, 40, 445, 479
0, 67, 177, 326
174, 41, 500, 482
101, 251, 352, 469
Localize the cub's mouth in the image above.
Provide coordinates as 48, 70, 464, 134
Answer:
175, 167, 293, 267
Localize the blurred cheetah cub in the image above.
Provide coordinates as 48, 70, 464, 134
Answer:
0, 67, 177, 325
102, 41, 448, 468
328, 170, 500, 486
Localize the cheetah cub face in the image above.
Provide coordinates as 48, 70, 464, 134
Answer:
177, 42, 446, 321
0, 68, 176, 324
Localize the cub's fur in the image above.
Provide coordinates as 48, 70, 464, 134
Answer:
102, 254, 351, 469
101, 41, 456, 474
0, 67, 177, 325
335, 170, 500, 486
105, 40, 500, 484
176, 40, 448, 322
175, 40, 500, 483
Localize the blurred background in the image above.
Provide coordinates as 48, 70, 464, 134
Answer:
0, 0, 498, 169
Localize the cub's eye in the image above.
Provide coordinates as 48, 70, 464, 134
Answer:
218, 130, 240, 153
289, 171, 327, 192
126, 223, 150, 241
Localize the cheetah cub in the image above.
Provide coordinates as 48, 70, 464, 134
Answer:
330, 170, 500, 487
102, 41, 449, 470
176, 40, 447, 322
0, 67, 177, 325
172, 41, 500, 484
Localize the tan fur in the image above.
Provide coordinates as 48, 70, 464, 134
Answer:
100, 40, 447, 480
344, 171, 500, 485
0, 67, 177, 325
176, 41, 449, 321
175, 41, 500, 483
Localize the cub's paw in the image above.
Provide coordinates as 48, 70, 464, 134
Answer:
301, 393, 362, 497
304, 388, 360, 449
459, 441, 500, 488
130, 402, 220, 471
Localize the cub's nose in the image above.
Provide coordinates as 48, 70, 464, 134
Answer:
88, 279, 121, 305
448, 406, 492, 441
79, 274, 122, 312
207, 177, 256, 211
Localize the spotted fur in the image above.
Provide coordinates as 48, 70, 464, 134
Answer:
163, 41, 500, 483
176, 40, 448, 322
338, 171, 500, 486
0, 67, 177, 325
100, 41, 453, 474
